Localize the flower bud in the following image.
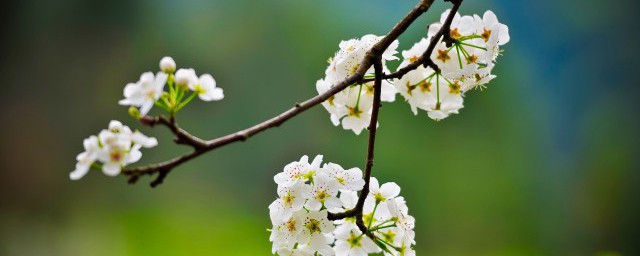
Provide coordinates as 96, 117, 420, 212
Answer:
174, 68, 196, 90
159, 56, 176, 73
128, 106, 141, 119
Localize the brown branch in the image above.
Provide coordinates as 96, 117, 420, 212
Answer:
122, 0, 440, 187
139, 115, 208, 149
326, 58, 383, 240
362, 0, 463, 83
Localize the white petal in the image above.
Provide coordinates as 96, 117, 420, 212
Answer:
369, 177, 380, 193
102, 163, 121, 176
69, 162, 90, 180
483, 10, 498, 26
139, 101, 154, 116
305, 199, 322, 211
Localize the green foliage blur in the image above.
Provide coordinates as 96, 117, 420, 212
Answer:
1, 0, 638, 255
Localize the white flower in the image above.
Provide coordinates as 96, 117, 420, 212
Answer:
69, 135, 99, 180
401, 37, 430, 65
481, 23, 503, 63
268, 157, 418, 255
424, 76, 464, 121
70, 121, 157, 180
305, 172, 341, 211
119, 72, 168, 116
361, 77, 397, 103
394, 65, 435, 115
461, 62, 496, 92
131, 130, 158, 148
387, 197, 416, 246
474, 10, 510, 46
297, 210, 335, 253
316, 79, 346, 126
363, 193, 392, 228
341, 86, 373, 135
269, 183, 311, 224
430, 41, 466, 79
189, 74, 224, 101
159, 56, 176, 73
369, 177, 400, 204
319, 34, 400, 134
274, 155, 323, 188
174, 68, 198, 89
270, 212, 303, 253
325, 34, 394, 85
334, 225, 380, 256
339, 190, 358, 210
323, 163, 365, 191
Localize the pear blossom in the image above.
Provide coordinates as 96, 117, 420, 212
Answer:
159, 56, 176, 73
369, 177, 400, 203
297, 210, 335, 253
174, 68, 198, 89
473, 10, 510, 46
323, 163, 365, 191
316, 79, 347, 126
318, 34, 399, 134
424, 75, 464, 121
305, 172, 341, 211
387, 197, 416, 246
190, 74, 224, 101
270, 212, 303, 253
341, 86, 373, 135
394, 65, 435, 115
69, 135, 100, 180
69, 120, 157, 180
119, 71, 168, 116
269, 156, 416, 255
269, 183, 311, 224
325, 34, 397, 85
334, 226, 380, 256
274, 155, 323, 188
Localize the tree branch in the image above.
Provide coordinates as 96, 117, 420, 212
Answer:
362, 0, 462, 83
122, 0, 441, 187
327, 58, 383, 239
139, 115, 208, 149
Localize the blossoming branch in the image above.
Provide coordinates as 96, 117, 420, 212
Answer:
68, 0, 510, 255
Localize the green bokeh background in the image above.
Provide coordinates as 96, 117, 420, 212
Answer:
1, 0, 638, 255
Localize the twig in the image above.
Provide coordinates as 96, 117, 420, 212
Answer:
139, 115, 208, 149
362, 0, 462, 83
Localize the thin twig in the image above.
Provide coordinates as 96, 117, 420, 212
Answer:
327, 58, 383, 239
362, 0, 462, 83
139, 115, 208, 149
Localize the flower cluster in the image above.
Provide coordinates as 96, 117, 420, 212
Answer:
318, 10, 509, 133
396, 9, 509, 120
316, 35, 399, 135
269, 155, 415, 256
70, 57, 226, 180
119, 56, 224, 117
69, 120, 157, 180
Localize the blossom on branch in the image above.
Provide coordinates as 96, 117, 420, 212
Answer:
69, 120, 157, 180
269, 156, 415, 256
318, 35, 399, 135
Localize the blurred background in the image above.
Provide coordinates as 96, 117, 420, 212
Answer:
1, 0, 639, 255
